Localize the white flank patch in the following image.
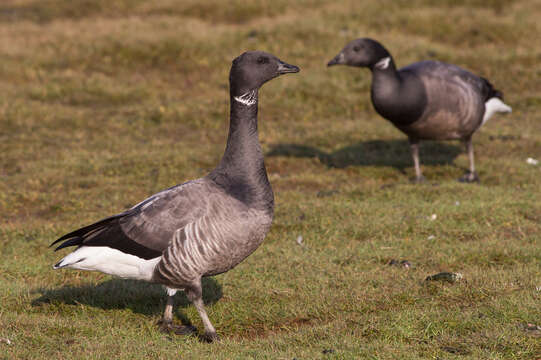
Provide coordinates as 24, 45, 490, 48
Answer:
165, 287, 178, 296
374, 57, 391, 70
482, 97, 512, 125
53, 246, 161, 281
234, 90, 257, 106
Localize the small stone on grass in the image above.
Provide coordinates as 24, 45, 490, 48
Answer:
389, 259, 411, 268
425, 272, 463, 283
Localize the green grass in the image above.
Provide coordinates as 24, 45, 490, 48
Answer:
1, 0, 541, 358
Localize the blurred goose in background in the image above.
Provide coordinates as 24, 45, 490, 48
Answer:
328, 38, 511, 183
51, 51, 299, 342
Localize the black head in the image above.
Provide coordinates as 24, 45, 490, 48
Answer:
327, 38, 391, 69
229, 51, 300, 95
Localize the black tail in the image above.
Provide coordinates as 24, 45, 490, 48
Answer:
480, 77, 503, 101
50, 214, 121, 251
50, 210, 162, 260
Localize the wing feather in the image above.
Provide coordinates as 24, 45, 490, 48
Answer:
51, 179, 215, 260
402, 60, 489, 99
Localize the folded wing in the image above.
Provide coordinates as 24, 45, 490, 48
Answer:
51, 179, 212, 260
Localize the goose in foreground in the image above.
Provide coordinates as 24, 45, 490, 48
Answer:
328, 38, 512, 183
51, 51, 299, 342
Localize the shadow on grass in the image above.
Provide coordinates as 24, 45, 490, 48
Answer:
267, 139, 463, 172
32, 277, 222, 325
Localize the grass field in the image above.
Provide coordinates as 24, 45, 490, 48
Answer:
1, 0, 540, 358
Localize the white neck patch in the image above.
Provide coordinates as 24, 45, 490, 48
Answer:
374, 57, 391, 70
234, 90, 257, 106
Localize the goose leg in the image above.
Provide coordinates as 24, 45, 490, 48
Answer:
459, 137, 479, 183
158, 287, 196, 335
163, 292, 175, 322
409, 139, 425, 183
186, 283, 218, 342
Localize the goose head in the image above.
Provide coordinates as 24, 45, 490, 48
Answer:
327, 38, 391, 70
230, 51, 299, 96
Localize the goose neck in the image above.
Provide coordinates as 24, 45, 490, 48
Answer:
210, 91, 273, 210
371, 58, 401, 99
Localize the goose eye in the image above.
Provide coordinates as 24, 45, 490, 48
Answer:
257, 57, 268, 64
353, 45, 361, 52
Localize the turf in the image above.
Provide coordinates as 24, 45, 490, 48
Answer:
1, 0, 540, 359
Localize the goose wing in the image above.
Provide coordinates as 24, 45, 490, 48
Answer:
401, 60, 491, 100
51, 179, 215, 260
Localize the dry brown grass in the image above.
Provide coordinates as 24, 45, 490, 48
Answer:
1, 0, 540, 359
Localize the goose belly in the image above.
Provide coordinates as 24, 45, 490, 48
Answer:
396, 109, 481, 140
205, 222, 271, 276
152, 212, 272, 287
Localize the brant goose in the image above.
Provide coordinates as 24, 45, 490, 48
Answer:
328, 38, 511, 182
51, 51, 299, 341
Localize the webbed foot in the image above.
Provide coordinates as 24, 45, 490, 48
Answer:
157, 319, 197, 336
201, 331, 219, 343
